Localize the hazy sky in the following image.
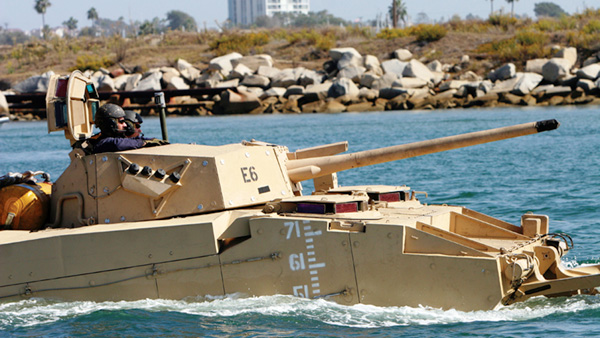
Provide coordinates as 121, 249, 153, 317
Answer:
0, 0, 594, 31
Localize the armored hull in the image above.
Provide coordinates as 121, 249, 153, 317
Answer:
2, 140, 599, 311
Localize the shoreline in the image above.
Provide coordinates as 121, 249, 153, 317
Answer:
3, 46, 600, 121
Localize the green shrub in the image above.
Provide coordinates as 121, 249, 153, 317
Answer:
209, 31, 270, 55
566, 31, 600, 50
583, 19, 600, 33
9, 42, 49, 66
70, 54, 114, 71
515, 30, 548, 46
344, 25, 374, 39
534, 18, 558, 32
376, 25, 446, 42
375, 28, 409, 40
410, 24, 447, 42
448, 19, 492, 33
576, 8, 600, 19
558, 15, 577, 30
476, 31, 551, 63
488, 13, 518, 30
282, 29, 337, 51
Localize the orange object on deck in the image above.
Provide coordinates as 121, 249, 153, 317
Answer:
0, 182, 51, 231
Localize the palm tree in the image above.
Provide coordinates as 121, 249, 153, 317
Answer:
389, 0, 407, 28
489, 0, 494, 15
34, 0, 51, 38
87, 7, 98, 27
506, 0, 519, 17
63, 17, 78, 35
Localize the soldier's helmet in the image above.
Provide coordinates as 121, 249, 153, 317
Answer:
124, 110, 143, 137
95, 103, 126, 137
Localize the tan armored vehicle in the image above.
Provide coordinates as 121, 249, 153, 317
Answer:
1, 72, 600, 311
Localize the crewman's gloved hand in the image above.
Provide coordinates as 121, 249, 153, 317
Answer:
144, 139, 170, 147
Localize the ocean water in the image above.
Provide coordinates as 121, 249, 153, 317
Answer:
1, 106, 599, 337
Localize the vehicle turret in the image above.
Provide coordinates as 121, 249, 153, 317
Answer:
44, 73, 562, 228
47, 117, 559, 228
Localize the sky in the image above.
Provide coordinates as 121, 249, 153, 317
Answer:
0, 0, 595, 31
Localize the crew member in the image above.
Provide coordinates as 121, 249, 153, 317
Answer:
91, 104, 167, 154
124, 110, 144, 139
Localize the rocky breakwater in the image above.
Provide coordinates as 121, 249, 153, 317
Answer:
4, 45, 600, 119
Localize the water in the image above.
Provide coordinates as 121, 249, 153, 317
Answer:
1, 106, 599, 337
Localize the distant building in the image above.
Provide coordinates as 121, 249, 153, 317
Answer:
228, 0, 310, 26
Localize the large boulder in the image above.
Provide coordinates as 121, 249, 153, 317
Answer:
330, 47, 361, 62
241, 74, 270, 88
196, 71, 224, 88
322, 99, 347, 113
371, 73, 399, 90
0, 92, 8, 114
512, 72, 543, 95
284, 85, 305, 97
230, 63, 253, 80
595, 77, 600, 91
208, 52, 243, 77
393, 48, 413, 61
133, 71, 162, 91
542, 58, 572, 83
488, 63, 516, 82
358, 87, 379, 101
260, 87, 287, 98
403, 59, 434, 82
338, 66, 365, 83
439, 80, 470, 92
231, 55, 273, 73
364, 55, 383, 75
160, 66, 180, 76
164, 75, 190, 90
216, 79, 240, 88
124, 73, 142, 91
525, 58, 549, 75
459, 71, 482, 82
113, 75, 130, 91
304, 82, 333, 101
489, 73, 523, 94
360, 72, 380, 88
338, 52, 363, 70
13, 71, 54, 93
379, 87, 408, 100
216, 88, 261, 114
92, 72, 116, 92
554, 47, 578, 69
271, 68, 298, 88
584, 54, 600, 67
576, 63, 600, 80
297, 69, 323, 87
577, 79, 597, 93
176, 59, 200, 82
393, 77, 429, 89
241, 86, 265, 99
427, 60, 443, 73
257, 66, 281, 80
381, 59, 407, 77
328, 78, 359, 99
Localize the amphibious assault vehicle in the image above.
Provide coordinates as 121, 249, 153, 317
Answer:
1, 71, 599, 311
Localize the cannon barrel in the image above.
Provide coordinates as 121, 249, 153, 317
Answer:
286, 119, 560, 182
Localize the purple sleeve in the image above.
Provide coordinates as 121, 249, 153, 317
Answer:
93, 137, 146, 154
